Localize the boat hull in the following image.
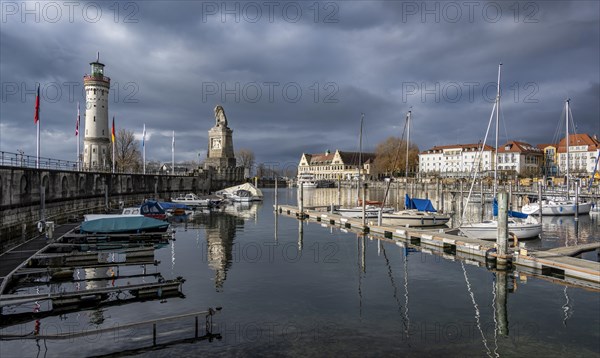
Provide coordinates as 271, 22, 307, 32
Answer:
80, 216, 170, 234
521, 201, 592, 216
381, 212, 450, 227
459, 221, 542, 240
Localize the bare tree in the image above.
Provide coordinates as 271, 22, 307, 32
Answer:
236, 148, 255, 169
373, 136, 419, 177
115, 128, 142, 172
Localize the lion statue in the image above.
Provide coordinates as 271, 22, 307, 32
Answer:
214, 105, 227, 127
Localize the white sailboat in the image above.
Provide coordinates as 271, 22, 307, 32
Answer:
459, 64, 542, 240
379, 110, 450, 227
521, 99, 592, 216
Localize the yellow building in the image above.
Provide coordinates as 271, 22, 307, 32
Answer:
298, 150, 378, 181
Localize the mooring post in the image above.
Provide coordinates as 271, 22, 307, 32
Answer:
299, 182, 304, 219
480, 179, 485, 221
441, 181, 445, 212
377, 208, 382, 226
436, 178, 440, 211
459, 180, 464, 218
575, 182, 580, 221
497, 191, 509, 268
337, 176, 341, 206
538, 180, 543, 221
508, 182, 513, 211
274, 176, 278, 211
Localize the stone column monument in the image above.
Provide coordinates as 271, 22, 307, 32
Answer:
204, 105, 236, 169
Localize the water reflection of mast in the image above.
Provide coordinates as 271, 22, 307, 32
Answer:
274, 210, 279, 243
461, 262, 493, 358
403, 246, 410, 340
380, 243, 410, 342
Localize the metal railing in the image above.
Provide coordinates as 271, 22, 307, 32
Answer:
0, 151, 199, 175
0, 151, 79, 171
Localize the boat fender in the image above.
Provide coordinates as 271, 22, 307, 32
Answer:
37, 220, 46, 233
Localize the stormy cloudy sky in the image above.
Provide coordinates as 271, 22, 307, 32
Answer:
1, 1, 598, 170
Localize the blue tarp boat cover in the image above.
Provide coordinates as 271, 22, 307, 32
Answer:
492, 199, 528, 218
157, 201, 190, 210
81, 216, 170, 234
405, 194, 437, 212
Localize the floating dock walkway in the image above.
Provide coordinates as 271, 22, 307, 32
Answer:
276, 205, 600, 290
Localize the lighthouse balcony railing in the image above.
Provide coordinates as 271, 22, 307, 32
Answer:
84, 74, 111, 82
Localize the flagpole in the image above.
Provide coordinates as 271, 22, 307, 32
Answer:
112, 116, 116, 173
143, 123, 146, 174
35, 84, 40, 169
76, 102, 80, 171
172, 130, 175, 175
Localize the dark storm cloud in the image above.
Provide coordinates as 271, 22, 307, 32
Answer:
1, 0, 598, 168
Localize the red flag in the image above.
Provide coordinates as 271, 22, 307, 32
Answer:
34, 84, 40, 124
111, 116, 115, 143
75, 102, 80, 136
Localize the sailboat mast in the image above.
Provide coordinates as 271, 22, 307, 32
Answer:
358, 113, 364, 206
405, 111, 411, 181
493, 63, 502, 199
566, 99, 570, 198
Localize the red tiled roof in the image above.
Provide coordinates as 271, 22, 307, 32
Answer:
498, 141, 543, 154
557, 133, 600, 153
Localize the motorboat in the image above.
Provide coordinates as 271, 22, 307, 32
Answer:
80, 216, 170, 234
171, 193, 211, 207
297, 173, 317, 188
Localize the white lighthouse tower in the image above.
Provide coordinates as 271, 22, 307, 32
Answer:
83, 53, 111, 170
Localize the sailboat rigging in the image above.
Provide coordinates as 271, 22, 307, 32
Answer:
521, 99, 592, 216
377, 110, 451, 227
459, 64, 542, 240
336, 114, 394, 218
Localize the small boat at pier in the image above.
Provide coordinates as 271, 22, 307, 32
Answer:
80, 216, 170, 234
171, 193, 212, 207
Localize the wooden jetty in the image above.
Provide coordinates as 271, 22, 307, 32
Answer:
0, 221, 185, 318
0, 308, 222, 357
277, 204, 600, 289
0, 278, 185, 309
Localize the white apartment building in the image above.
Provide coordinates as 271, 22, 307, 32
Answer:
419, 143, 495, 177
497, 141, 543, 176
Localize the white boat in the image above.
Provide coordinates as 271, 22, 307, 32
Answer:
521, 100, 591, 216
216, 183, 263, 201
297, 172, 317, 188
337, 205, 394, 218
380, 209, 450, 227
171, 193, 211, 207
229, 189, 253, 202
458, 64, 541, 240
521, 199, 592, 216
459, 217, 542, 240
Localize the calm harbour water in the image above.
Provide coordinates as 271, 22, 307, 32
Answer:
1, 188, 599, 357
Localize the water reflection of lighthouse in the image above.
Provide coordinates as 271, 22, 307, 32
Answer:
200, 212, 244, 291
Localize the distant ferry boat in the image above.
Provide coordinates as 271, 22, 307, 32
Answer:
297, 173, 317, 188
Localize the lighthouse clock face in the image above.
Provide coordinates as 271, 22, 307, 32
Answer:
212, 138, 222, 149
